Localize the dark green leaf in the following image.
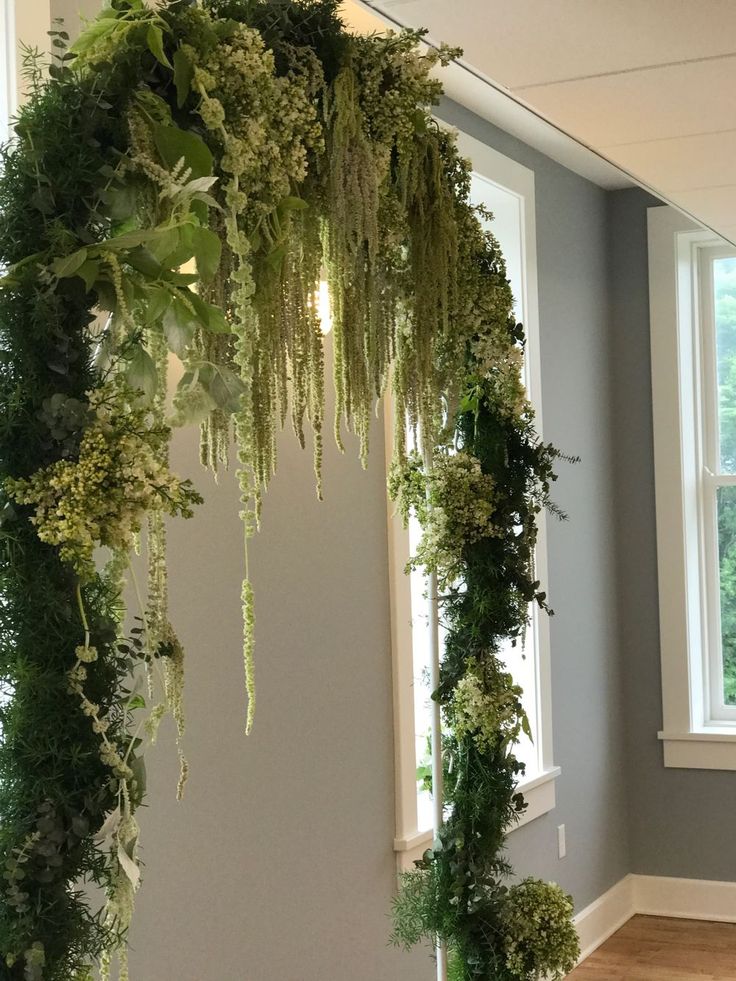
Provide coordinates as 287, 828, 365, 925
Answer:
173, 47, 194, 108
153, 124, 213, 180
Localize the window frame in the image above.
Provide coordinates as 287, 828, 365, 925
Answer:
698, 245, 736, 724
649, 205, 736, 769
387, 131, 560, 869
0, 0, 16, 144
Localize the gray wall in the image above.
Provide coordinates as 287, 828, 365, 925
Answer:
609, 190, 736, 881
437, 100, 631, 911
130, 349, 434, 981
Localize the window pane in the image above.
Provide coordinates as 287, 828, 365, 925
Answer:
714, 257, 736, 472
717, 485, 736, 705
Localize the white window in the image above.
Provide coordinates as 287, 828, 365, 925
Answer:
387, 133, 559, 868
649, 205, 736, 769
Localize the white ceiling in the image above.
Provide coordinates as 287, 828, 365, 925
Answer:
355, 0, 736, 242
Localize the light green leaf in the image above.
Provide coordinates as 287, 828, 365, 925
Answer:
77, 259, 100, 292
130, 755, 147, 797
189, 293, 230, 334
102, 229, 154, 252
163, 270, 199, 287
70, 15, 119, 56
201, 363, 247, 415
277, 195, 309, 214
126, 345, 158, 401
521, 713, 533, 742
144, 286, 172, 325
146, 24, 172, 69
153, 123, 213, 180
173, 47, 194, 108
52, 248, 88, 279
148, 226, 181, 266
163, 301, 195, 357
192, 226, 222, 284
127, 694, 146, 711
182, 176, 218, 194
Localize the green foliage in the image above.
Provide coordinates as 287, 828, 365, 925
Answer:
0, 1, 577, 977
390, 364, 578, 975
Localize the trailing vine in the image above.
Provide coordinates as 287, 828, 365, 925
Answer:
0, 1, 578, 978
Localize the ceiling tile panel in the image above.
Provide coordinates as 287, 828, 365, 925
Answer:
672, 186, 736, 232
372, 0, 736, 88
603, 131, 736, 192
518, 58, 736, 147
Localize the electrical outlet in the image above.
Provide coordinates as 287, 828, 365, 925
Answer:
557, 824, 566, 859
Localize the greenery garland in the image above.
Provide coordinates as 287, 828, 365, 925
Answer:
0, 1, 578, 977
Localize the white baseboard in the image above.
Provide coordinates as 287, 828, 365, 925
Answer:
573, 873, 736, 966
574, 875, 635, 963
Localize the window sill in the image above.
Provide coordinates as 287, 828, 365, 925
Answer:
394, 766, 560, 869
509, 765, 561, 832
659, 729, 736, 770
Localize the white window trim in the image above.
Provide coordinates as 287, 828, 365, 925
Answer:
388, 132, 559, 869
0, 0, 16, 144
649, 204, 736, 770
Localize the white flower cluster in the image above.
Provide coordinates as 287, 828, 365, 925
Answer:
450, 657, 529, 755
193, 27, 322, 222
391, 449, 500, 588
501, 878, 580, 980
6, 381, 201, 579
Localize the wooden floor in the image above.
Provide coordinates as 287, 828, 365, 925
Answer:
568, 916, 736, 980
